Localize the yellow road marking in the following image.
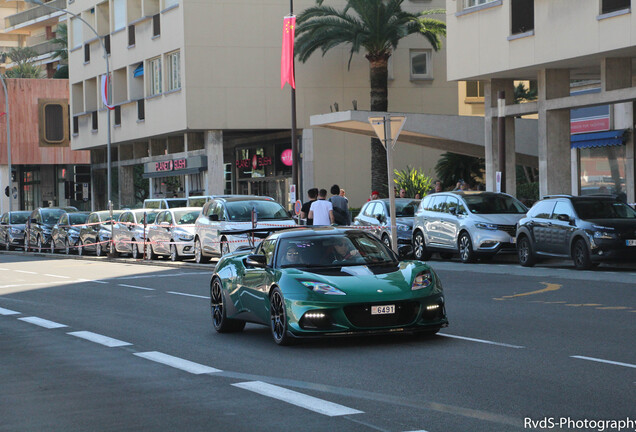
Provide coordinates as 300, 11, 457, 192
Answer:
498, 282, 561, 300
596, 306, 631, 310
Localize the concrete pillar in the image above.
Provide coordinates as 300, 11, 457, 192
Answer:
301, 129, 314, 198
120, 165, 135, 208
615, 102, 635, 203
205, 130, 224, 195
537, 69, 571, 198
601, 58, 632, 91
483, 81, 495, 192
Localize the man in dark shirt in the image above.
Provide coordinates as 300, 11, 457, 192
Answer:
300, 188, 318, 225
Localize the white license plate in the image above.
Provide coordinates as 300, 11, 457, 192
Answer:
510, 236, 516, 244
626, 239, 636, 246
371, 305, 395, 315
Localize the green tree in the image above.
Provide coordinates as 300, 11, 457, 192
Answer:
434, 152, 484, 190
51, 23, 68, 79
3, 47, 42, 78
393, 166, 433, 198
295, 0, 446, 197
513, 82, 537, 104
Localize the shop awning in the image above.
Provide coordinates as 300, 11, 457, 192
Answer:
571, 129, 627, 149
133, 63, 144, 77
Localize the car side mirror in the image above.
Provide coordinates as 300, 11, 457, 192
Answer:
556, 214, 571, 222
209, 214, 219, 222
30, 218, 37, 224
375, 214, 384, 223
448, 206, 457, 216
245, 254, 267, 268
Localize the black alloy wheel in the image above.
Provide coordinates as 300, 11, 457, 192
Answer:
210, 278, 245, 332
458, 232, 476, 263
517, 235, 536, 267
413, 231, 432, 261
572, 238, 593, 270
270, 288, 292, 346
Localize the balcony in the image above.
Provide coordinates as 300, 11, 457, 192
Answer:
5, 0, 67, 30
31, 40, 58, 58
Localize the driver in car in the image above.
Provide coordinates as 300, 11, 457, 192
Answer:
332, 238, 359, 263
283, 244, 303, 266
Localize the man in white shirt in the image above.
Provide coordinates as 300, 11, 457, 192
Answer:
308, 189, 334, 226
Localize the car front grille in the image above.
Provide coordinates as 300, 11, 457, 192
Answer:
343, 301, 420, 328
497, 224, 516, 236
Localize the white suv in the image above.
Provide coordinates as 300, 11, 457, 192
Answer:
194, 196, 296, 263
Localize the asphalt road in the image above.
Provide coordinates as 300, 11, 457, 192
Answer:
0, 252, 634, 432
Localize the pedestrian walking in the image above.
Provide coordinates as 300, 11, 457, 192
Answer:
300, 188, 318, 225
329, 184, 350, 225
308, 189, 334, 226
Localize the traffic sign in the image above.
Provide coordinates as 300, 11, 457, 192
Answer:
294, 200, 302, 215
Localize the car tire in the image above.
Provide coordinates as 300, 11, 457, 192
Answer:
131, 242, 140, 259
169, 242, 179, 262
210, 277, 245, 333
64, 238, 71, 255
517, 235, 536, 267
381, 234, 392, 250
439, 252, 453, 260
572, 238, 593, 270
270, 287, 293, 346
50, 239, 56, 254
36, 236, 43, 254
78, 239, 84, 256
458, 232, 476, 263
195, 238, 210, 263
220, 237, 231, 256
413, 231, 432, 261
149, 244, 159, 260
95, 238, 103, 257
5, 234, 11, 251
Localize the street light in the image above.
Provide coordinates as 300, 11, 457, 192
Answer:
25, 0, 112, 209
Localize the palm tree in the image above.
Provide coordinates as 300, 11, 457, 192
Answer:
434, 152, 484, 190
51, 23, 69, 79
295, 0, 446, 197
3, 47, 42, 78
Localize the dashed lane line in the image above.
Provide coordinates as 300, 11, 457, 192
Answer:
571, 355, 636, 369
18, 316, 67, 329
438, 333, 524, 349
167, 291, 209, 299
0, 306, 20, 315
44, 274, 71, 279
68, 331, 133, 348
232, 381, 364, 417
117, 283, 155, 291
134, 351, 222, 375
14, 270, 37, 275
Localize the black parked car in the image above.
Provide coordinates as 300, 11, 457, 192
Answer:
51, 212, 90, 254
26, 207, 77, 253
0, 211, 31, 250
78, 210, 124, 256
516, 195, 636, 269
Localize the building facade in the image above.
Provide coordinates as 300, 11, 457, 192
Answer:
67, 0, 459, 210
447, 0, 636, 203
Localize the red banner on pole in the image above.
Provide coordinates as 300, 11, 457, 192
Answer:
281, 16, 296, 89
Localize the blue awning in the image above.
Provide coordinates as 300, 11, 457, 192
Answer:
133, 63, 144, 77
571, 129, 627, 149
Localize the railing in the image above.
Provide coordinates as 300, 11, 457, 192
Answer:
30, 40, 58, 57
5, 0, 67, 29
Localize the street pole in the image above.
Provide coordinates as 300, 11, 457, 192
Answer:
497, 90, 506, 193
290, 0, 299, 207
0, 74, 11, 212
383, 115, 398, 253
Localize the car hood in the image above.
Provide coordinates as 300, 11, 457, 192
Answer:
395, 217, 414, 227
470, 213, 526, 225
586, 219, 636, 234
175, 225, 196, 235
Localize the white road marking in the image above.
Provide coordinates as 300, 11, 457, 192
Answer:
134, 351, 221, 374
0, 281, 73, 289
0, 306, 20, 315
15, 270, 37, 275
0, 268, 9, 270
232, 381, 364, 417
438, 333, 525, 349
116, 272, 209, 280
44, 274, 71, 279
18, 316, 67, 329
68, 331, 132, 347
76, 279, 108, 284
167, 291, 209, 299
118, 283, 155, 291
571, 355, 636, 369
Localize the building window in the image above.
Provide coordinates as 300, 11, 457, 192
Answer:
114, 106, 121, 126
465, 0, 498, 8
128, 25, 136, 46
84, 44, 90, 63
104, 35, 111, 55
511, 0, 534, 35
153, 14, 161, 37
148, 57, 162, 96
113, 0, 126, 30
72, 17, 83, 49
410, 50, 432, 80
73, 116, 79, 135
579, 145, 626, 198
166, 51, 181, 91
602, 0, 630, 14
92, 111, 98, 130
466, 81, 484, 98
138, 99, 145, 120
38, 99, 69, 147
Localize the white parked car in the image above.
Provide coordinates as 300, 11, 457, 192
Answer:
147, 207, 201, 261
193, 196, 296, 263
143, 198, 188, 209
112, 209, 160, 258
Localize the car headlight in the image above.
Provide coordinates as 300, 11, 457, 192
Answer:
300, 281, 346, 295
593, 230, 618, 240
475, 222, 498, 231
397, 224, 410, 232
412, 271, 433, 290
174, 229, 194, 241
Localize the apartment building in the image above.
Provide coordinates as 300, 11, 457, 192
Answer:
447, 0, 636, 202
67, 0, 459, 209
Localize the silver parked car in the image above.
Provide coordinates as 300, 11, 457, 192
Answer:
194, 196, 296, 263
0, 211, 30, 250
112, 209, 160, 258
147, 207, 200, 261
412, 191, 528, 263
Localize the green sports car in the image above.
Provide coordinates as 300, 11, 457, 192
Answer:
210, 227, 448, 345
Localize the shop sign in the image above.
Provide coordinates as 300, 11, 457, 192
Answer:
155, 158, 187, 172
281, 149, 293, 166
236, 155, 273, 170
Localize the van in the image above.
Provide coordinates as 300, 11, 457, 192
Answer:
143, 198, 188, 209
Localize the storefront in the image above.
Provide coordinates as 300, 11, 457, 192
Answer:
143, 156, 208, 198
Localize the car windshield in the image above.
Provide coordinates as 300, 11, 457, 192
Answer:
174, 210, 199, 225
68, 214, 89, 225
10, 213, 29, 224
188, 198, 208, 207
166, 199, 188, 208
279, 233, 396, 268
97, 211, 123, 223
134, 211, 157, 224
463, 194, 527, 214
226, 200, 290, 221
573, 200, 636, 219
387, 200, 420, 217
41, 209, 65, 224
